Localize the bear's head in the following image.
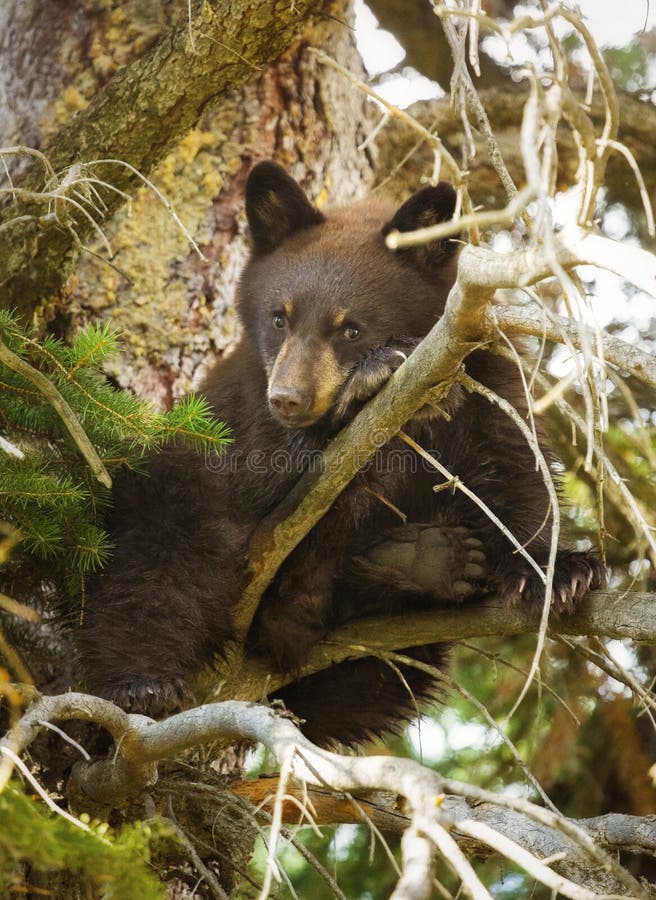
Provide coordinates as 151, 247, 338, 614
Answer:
238, 161, 459, 429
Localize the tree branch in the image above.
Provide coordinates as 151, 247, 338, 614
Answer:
493, 306, 656, 391
1, 693, 649, 897
209, 589, 656, 707
233, 775, 656, 860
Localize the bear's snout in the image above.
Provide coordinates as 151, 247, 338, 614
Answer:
268, 385, 313, 425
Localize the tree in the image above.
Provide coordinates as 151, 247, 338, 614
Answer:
1, 1, 656, 897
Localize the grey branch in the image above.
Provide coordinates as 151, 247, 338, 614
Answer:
1, 693, 650, 897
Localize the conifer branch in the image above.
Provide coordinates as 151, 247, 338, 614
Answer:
0, 337, 112, 488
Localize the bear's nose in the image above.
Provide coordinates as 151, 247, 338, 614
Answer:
269, 386, 308, 418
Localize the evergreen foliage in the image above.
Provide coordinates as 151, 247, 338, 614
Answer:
0, 786, 166, 898
0, 309, 230, 608
0, 312, 230, 896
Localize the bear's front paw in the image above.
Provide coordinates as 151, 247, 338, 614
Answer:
499, 550, 607, 614
333, 343, 416, 425
105, 675, 192, 718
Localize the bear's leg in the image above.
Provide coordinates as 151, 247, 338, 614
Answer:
253, 559, 336, 671
275, 643, 450, 748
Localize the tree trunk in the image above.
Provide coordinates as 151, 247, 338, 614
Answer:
67, 6, 376, 403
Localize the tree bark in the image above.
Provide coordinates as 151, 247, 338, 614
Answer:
68, 6, 375, 403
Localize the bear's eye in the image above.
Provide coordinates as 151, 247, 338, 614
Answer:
272, 312, 286, 330
343, 324, 360, 341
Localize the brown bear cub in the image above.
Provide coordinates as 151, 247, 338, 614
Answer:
80, 161, 605, 746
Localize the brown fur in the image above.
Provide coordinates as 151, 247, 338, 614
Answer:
80, 162, 605, 747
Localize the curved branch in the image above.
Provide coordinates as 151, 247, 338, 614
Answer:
1, 693, 647, 896
193, 587, 655, 716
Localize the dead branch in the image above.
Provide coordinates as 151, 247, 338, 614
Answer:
1, 693, 649, 897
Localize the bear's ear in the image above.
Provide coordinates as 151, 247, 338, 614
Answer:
245, 161, 325, 255
382, 183, 458, 271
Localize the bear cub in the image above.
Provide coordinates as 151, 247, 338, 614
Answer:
80, 161, 605, 746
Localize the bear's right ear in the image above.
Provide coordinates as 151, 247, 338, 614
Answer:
245, 161, 325, 255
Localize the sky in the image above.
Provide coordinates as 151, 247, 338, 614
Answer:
576, 0, 656, 45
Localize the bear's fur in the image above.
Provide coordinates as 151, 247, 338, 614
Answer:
80, 162, 605, 746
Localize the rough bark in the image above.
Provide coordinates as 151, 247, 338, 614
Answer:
67, 7, 376, 403
0, 0, 341, 321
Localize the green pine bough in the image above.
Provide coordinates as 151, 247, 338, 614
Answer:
0, 787, 167, 900
0, 309, 230, 608
0, 310, 231, 900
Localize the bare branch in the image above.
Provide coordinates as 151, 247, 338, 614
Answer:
493, 307, 656, 391
3, 692, 649, 897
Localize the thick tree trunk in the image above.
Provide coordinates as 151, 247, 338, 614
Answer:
66, 7, 376, 402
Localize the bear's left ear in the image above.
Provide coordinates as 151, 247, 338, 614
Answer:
246, 161, 325, 255
382, 183, 458, 271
